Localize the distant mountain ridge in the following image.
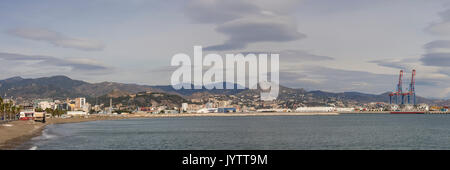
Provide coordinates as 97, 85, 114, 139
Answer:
151, 82, 247, 96
0, 75, 446, 105
0, 75, 155, 99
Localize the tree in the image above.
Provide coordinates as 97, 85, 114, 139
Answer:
0, 97, 4, 121
13, 106, 21, 120
7, 101, 13, 120
4, 101, 11, 120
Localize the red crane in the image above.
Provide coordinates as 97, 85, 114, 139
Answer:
408, 69, 416, 105
389, 69, 416, 105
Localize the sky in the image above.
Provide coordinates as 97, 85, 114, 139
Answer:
0, 0, 450, 99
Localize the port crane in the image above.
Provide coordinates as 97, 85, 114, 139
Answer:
389, 69, 416, 105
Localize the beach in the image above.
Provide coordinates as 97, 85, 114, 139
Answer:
0, 115, 132, 149
0, 112, 339, 150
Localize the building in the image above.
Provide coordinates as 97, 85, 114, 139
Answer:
205, 102, 214, 108
75, 97, 86, 110
197, 108, 217, 113
37, 101, 55, 110
335, 108, 355, 112
164, 110, 179, 114
295, 107, 335, 112
218, 108, 236, 113
181, 103, 188, 112
33, 99, 53, 109
67, 111, 88, 116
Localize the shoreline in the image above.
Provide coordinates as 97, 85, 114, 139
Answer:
0, 111, 358, 150
0, 115, 131, 150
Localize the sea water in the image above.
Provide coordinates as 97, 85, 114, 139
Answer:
19, 114, 450, 150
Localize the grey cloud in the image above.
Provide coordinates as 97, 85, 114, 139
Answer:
370, 59, 417, 71
7, 28, 105, 51
280, 66, 395, 93
242, 50, 333, 63
420, 53, 450, 67
43, 58, 109, 71
0, 52, 112, 73
185, 0, 306, 51
439, 68, 450, 76
277, 50, 333, 62
414, 79, 440, 86
205, 16, 306, 51
426, 9, 450, 35
217, 16, 304, 49
185, 0, 260, 24
204, 42, 247, 51
424, 40, 450, 52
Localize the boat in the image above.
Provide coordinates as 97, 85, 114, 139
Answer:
390, 111, 425, 114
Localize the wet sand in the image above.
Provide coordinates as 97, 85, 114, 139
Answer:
0, 112, 339, 150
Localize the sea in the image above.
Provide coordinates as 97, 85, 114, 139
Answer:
18, 114, 450, 150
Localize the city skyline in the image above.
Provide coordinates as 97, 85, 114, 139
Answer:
1, 0, 450, 99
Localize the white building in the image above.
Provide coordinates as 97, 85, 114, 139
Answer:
417, 104, 429, 111
38, 101, 55, 110
335, 108, 355, 112
295, 107, 335, 112
67, 111, 88, 116
197, 108, 217, 113
181, 103, 188, 112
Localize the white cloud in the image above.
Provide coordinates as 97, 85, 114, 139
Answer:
0, 52, 112, 73
7, 28, 105, 51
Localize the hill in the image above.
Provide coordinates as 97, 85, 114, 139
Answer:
0, 75, 445, 105
0, 75, 156, 99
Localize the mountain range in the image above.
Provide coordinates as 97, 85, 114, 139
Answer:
0, 75, 447, 105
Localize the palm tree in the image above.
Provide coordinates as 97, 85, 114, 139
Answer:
5, 101, 12, 121
0, 97, 3, 121
15, 106, 21, 120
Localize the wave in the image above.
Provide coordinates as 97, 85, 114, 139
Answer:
32, 128, 58, 141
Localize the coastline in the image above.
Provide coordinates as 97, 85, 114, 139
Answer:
0, 115, 131, 150
0, 112, 340, 150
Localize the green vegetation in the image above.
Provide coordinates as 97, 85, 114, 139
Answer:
0, 97, 22, 121
43, 108, 67, 117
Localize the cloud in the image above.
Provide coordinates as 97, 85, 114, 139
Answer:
7, 28, 105, 51
185, 0, 305, 51
185, 0, 260, 24
242, 50, 333, 63
422, 9, 450, 77
420, 53, 450, 67
420, 41, 450, 67
440, 68, 450, 76
426, 9, 450, 35
424, 40, 450, 53
204, 16, 306, 51
370, 58, 418, 71
280, 66, 395, 93
278, 65, 450, 99
0, 52, 112, 73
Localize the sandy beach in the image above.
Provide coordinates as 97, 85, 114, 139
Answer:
0, 115, 132, 150
0, 112, 339, 150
